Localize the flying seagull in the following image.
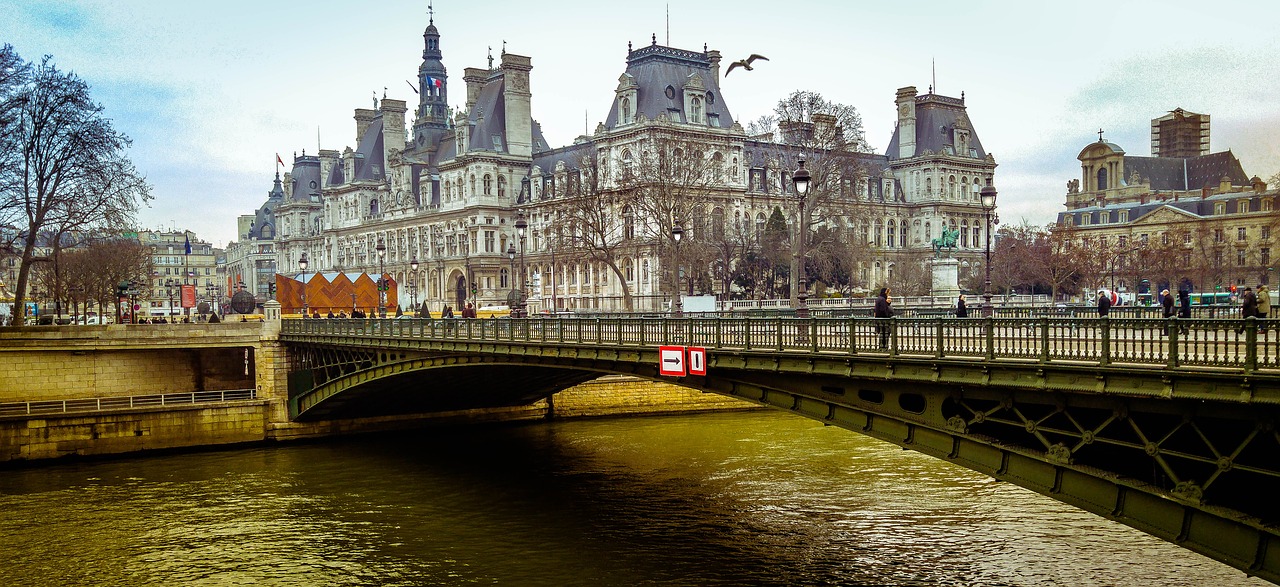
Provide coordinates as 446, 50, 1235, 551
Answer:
725, 54, 768, 77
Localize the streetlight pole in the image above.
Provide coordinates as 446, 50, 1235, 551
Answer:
980, 185, 998, 317
507, 242, 517, 314
165, 278, 174, 321
792, 159, 811, 319
299, 252, 309, 317
410, 258, 419, 316
671, 220, 684, 317
515, 208, 528, 318
375, 237, 387, 317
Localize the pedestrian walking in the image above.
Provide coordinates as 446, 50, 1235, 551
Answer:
955, 294, 968, 318
1097, 290, 1111, 317
1257, 284, 1270, 321
1238, 286, 1257, 334
462, 302, 477, 318
874, 287, 894, 349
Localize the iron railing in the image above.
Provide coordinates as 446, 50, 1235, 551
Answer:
283, 316, 1279, 372
0, 389, 258, 417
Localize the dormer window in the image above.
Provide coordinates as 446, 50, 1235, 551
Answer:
690, 97, 702, 124
620, 97, 632, 124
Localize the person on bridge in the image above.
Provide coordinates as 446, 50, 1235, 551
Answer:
955, 294, 968, 318
1238, 287, 1257, 334
1257, 285, 1270, 321
1096, 290, 1111, 317
874, 288, 893, 349
462, 303, 477, 318
1161, 289, 1174, 335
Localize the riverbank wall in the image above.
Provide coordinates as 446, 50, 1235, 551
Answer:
0, 375, 752, 463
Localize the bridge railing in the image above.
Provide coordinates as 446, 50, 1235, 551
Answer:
283, 316, 1278, 372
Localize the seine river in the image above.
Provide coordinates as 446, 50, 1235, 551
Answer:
0, 411, 1267, 586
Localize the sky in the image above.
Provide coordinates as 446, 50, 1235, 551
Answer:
4, 0, 1279, 248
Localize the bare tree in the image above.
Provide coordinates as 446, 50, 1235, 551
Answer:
0, 51, 151, 324
747, 90, 876, 303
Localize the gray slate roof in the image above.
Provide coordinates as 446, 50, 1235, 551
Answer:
1122, 151, 1248, 191
602, 43, 733, 130
886, 94, 988, 160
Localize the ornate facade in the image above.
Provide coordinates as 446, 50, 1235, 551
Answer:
233, 16, 998, 312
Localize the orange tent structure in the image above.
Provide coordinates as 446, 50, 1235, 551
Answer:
276, 271, 398, 315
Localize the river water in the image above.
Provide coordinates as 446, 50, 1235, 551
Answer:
0, 410, 1267, 586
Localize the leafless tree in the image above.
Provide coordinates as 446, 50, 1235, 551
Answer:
0, 51, 151, 324
747, 90, 877, 303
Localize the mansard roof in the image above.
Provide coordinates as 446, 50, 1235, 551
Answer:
287, 155, 323, 203
1057, 188, 1271, 225
352, 117, 385, 181
603, 43, 734, 130
465, 78, 509, 154
886, 93, 988, 160
1121, 151, 1249, 191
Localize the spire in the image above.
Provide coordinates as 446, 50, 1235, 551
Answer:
416, 7, 449, 136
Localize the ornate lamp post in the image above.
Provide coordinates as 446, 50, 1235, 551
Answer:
299, 252, 309, 317
980, 185, 998, 317
506, 242, 518, 314
410, 257, 419, 316
671, 220, 684, 317
375, 237, 387, 317
165, 278, 175, 320
792, 159, 811, 318
514, 208, 528, 318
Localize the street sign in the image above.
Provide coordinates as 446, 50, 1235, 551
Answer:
658, 345, 686, 377
688, 347, 707, 376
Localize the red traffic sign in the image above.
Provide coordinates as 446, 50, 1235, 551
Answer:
687, 347, 707, 376
658, 345, 687, 377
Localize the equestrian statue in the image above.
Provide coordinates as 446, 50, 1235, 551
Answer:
931, 227, 960, 258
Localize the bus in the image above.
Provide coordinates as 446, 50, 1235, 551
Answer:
1188, 292, 1234, 306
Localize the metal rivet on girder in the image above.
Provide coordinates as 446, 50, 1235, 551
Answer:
1144, 443, 1160, 456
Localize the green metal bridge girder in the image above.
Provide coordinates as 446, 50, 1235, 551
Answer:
282, 318, 1280, 583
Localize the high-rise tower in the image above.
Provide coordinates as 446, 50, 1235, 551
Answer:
412, 13, 449, 150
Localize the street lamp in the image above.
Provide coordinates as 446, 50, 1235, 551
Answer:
514, 208, 528, 318
792, 159, 811, 319
165, 278, 175, 320
506, 242, 517, 314
671, 220, 684, 317
299, 252, 309, 317
375, 237, 387, 317
980, 185, 998, 317
410, 257, 419, 316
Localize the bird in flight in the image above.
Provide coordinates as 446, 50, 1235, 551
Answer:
725, 54, 768, 77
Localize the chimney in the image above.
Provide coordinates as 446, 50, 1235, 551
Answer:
812, 113, 838, 143
380, 99, 408, 155
500, 53, 533, 157
707, 49, 722, 80
354, 108, 375, 144
1252, 175, 1267, 193
1219, 175, 1232, 193
463, 67, 487, 112
1201, 186, 1210, 199
895, 86, 918, 159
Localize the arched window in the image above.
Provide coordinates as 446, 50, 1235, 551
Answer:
874, 219, 883, 247
456, 178, 464, 198
625, 259, 634, 282
899, 220, 908, 247
712, 152, 724, 181
623, 206, 635, 240
961, 177, 969, 199
712, 207, 725, 239
886, 221, 896, 248
948, 175, 957, 198
621, 150, 634, 181
500, 268, 509, 288
961, 220, 970, 248
370, 199, 379, 217
497, 175, 506, 197
690, 97, 702, 124
620, 97, 631, 124
1097, 168, 1108, 190
756, 212, 766, 239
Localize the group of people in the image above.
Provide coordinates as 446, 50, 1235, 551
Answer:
305, 302, 479, 320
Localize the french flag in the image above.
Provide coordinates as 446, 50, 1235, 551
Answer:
426, 76, 442, 89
